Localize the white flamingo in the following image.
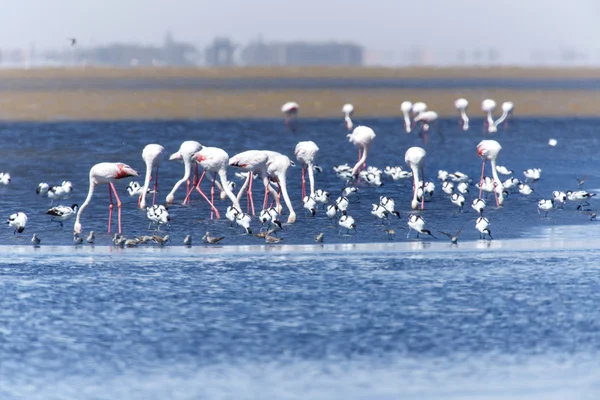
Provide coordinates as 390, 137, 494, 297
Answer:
454, 98, 469, 131
347, 126, 376, 178
477, 140, 504, 206
281, 102, 299, 130
74, 162, 139, 234
405, 147, 426, 210
482, 99, 496, 133
166, 141, 203, 205
295, 141, 319, 200
139, 144, 164, 209
400, 101, 413, 133
342, 104, 354, 131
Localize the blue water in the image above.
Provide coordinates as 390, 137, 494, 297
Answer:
2, 77, 600, 91
2, 118, 600, 399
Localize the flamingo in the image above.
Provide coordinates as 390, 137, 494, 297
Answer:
187, 146, 241, 219
281, 101, 299, 131
166, 141, 203, 205
411, 102, 427, 116
400, 101, 413, 133
229, 150, 274, 216
139, 144, 164, 209
295, 141, 319, 199
477, 140, 504, 206
265, 151, 297, 223
74, 162, 139, 235
454, 98, 469, 131
492, 101, 514, 131
342, 104, 354, 131
413, 111, 442, 143
482, 99, 496, 133
405, 147, 426, 210
347, 126, 376, 178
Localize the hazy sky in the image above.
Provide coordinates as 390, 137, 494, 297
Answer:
3, 0, 600, 62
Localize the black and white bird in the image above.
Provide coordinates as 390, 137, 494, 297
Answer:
456, 182, 469, 195
407, 214, 436, 239
341, 186, 359, 199
303, 195, 318, 216
127, 181, 156, 196
338, 214, 356, 234
0, 172, 11, 185
566, 190, 596, 208
146, 204, 170, 230
36, 182, 50, 195
259, 207, 282, 232
476, 216, 493, 240
552, 191, 567, 208
503, 177, 521, 193
313, 189, 329, 205
326, 204, 338, 220
371, 204, 389, 223
442, 181, 454, 195
523, 168, 542, 182
495, 165, 514, 176
518, 183, 534, 196
537, 199, 554, 217
47, 181, 73, 204
472, 198, 486, 215
451, 193, 466, 212
379, 196, 400, 218
46, 203, 78, 227
7, 212, 27, 235
236, 212, 252, 234
335, 196, 349, 215
226, 206, 240, 226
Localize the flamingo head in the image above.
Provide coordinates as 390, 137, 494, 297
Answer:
169, 151, 182, 161
166, 193, 175, 205
411, 199, 420, 210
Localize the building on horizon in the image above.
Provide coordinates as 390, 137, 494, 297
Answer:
239, 40, 363, 67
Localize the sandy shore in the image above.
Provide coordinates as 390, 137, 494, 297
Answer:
0, 67, 598, 120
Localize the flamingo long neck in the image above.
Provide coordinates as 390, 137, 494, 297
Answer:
218, 169, 241, 211
74, 178, 96, 232
275, 172, 295, 221
351, 145, 369, 176
486, 111, 494, 126
139, 160, 153, 208
306, 162, 315, 196
411, 165, 420, 208
460, 110, 469, 129
236, 173, 251, 203
403, 111, 411, 133
167, 159, 191, 200
490, 158, 505, 205
344, 115, 353, 130
493, 110, 509, 128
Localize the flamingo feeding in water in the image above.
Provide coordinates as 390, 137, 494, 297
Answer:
454, 98, 469, 131
281, 102, 299, 131
347, 126, 376, 178
187, 147, 241, 219
265, 151, 296, 223
139, 144, 164, 209
74, 162, 139, 234
166, 141, 203, 206
401, 101, 413, 133
482, 99, 496, 133
492, 101, 514, 131
295, 141, 319, 200
477, 140, 504, 206
229, 150, 276, 216
413, 111, 442, 143
342, 104, 354, 131
405, 147, 426, 210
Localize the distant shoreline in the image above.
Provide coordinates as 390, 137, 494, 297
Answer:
0, 67, 597, 120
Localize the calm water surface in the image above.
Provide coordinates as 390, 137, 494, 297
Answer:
1, 117, 599, 399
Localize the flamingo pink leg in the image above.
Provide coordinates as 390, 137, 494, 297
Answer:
152, 165, 159, 206
301, 165, 306, 200
248, 177, 255, 215
108, 185, 114, 234
110, 183, 123, 234
479, 161, 486, 199
263, 179, 270, 210
420, 171, 425, 210
194, 171, 221, 219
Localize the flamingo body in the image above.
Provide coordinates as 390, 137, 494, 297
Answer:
139, 143, 164, 209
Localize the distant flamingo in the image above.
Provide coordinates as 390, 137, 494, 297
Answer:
481, 99, 496, 133
229, 150, 274, 216
413, 111, 442, 143
342, 103, 354, 131
265, 151, 297, 223
295, 141, 319, 199
454, 98, 469, 131
74, 162, 139, 234
477, 140, 504, 206
492, 101, 514, 131
139, 144, 164, 209
347, 126, 376, 178
281, 102, 299, 131
405, 147, 426, 210
400, 101, 413, 133
186, 147, 241, 219
166, 141, 203, 205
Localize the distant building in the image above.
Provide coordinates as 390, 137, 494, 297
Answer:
240, 41, 363, 66
204, 37, 236, 67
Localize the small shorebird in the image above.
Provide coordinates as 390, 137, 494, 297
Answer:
203, 232, 225, 244
439, 228, 462, 244
125, 238, 139, 247
552, 191, 567, 208
184, 234, 192, 246
314, 233, 324, 243
575, 175, 588, 187
584, 211, 597, 221
31, 233, 41, 245
383, 228, 396, 240
73, 233, 84, 245
153, 234, 170, 245
265, 234, 283, 244
136, 235, 154, 244
86, 231, 95, 244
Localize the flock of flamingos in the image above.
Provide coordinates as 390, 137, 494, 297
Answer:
10, 96, 579, 246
